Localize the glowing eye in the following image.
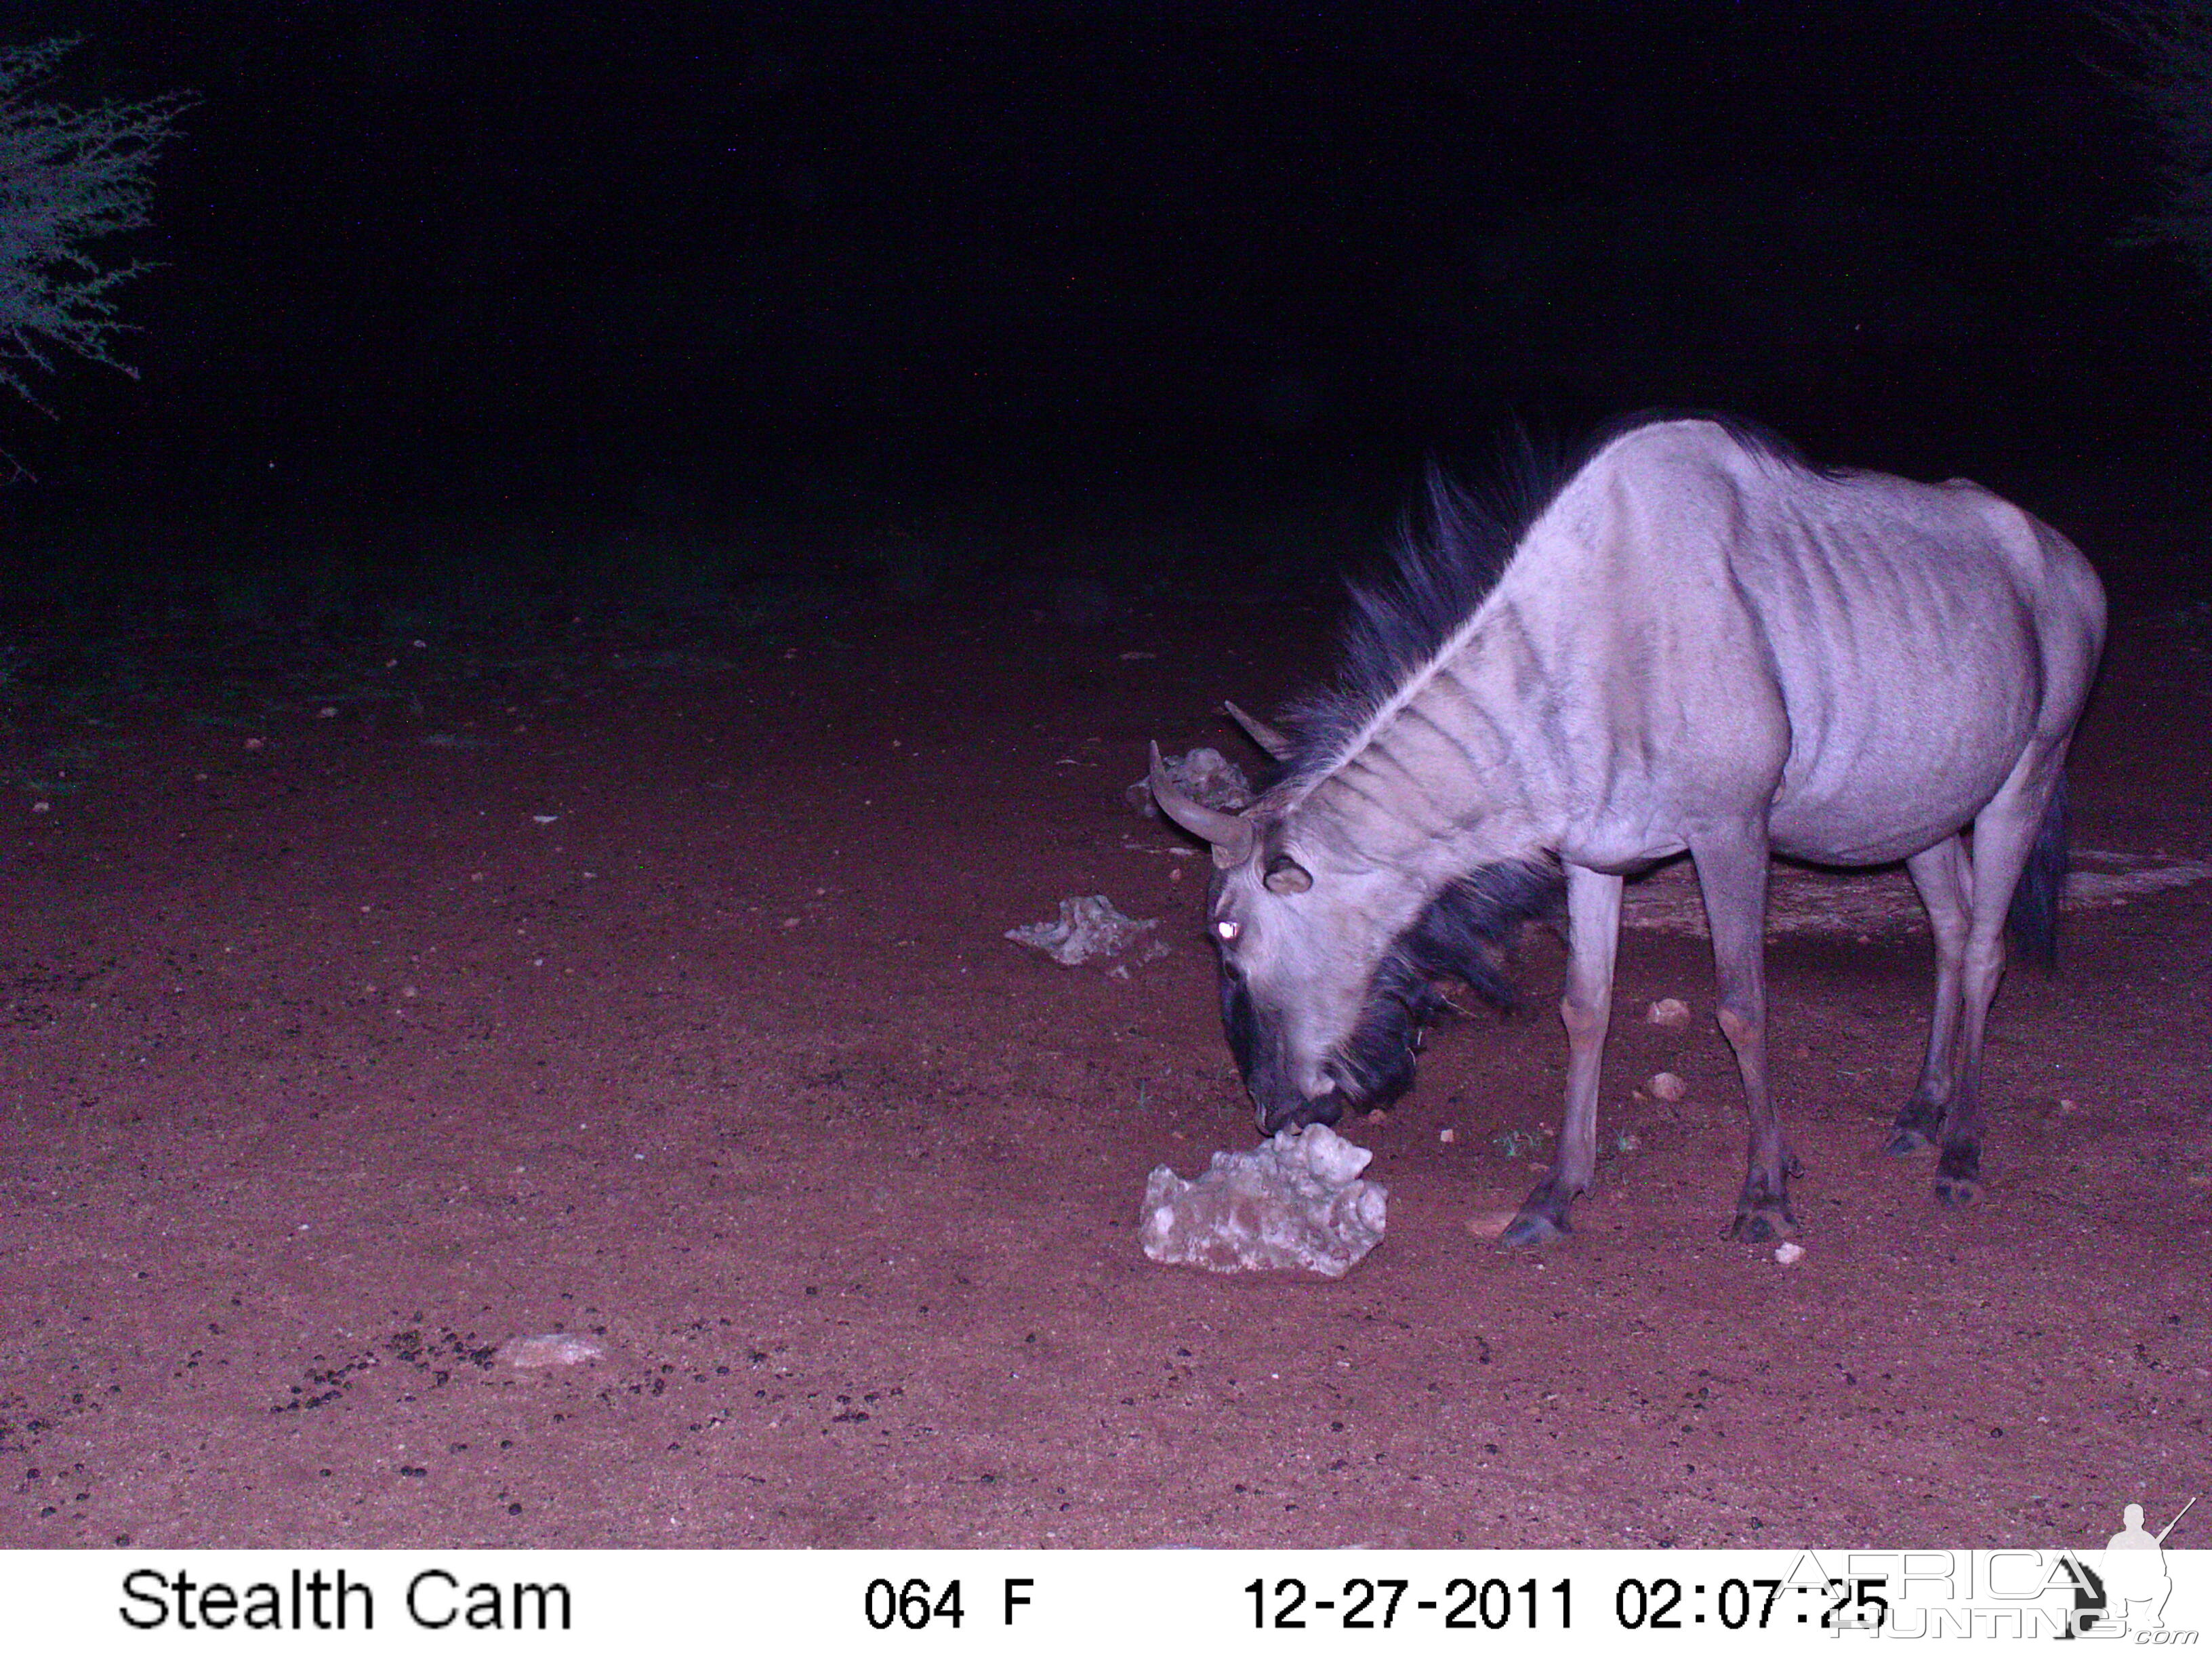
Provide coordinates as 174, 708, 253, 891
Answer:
1215, 920, 1240, 943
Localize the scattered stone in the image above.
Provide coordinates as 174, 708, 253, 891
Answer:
1438, 1127, 1456, 1144
1646, 997, 1692, 1027
1006, 895, 1159, 966
1773, 1242, 1806, 1266
1141, 1124, 1387, 1279
495, 1334, 604, 1368
1127, 746, 1253, 820
1646, 1071, 1688, 1103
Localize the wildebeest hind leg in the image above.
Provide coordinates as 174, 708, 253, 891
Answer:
1692, 829, 1799, 1241
1889, 837, 1971, 1155
1934, 754, 2062, 1207
1501, 865, 1620, 1246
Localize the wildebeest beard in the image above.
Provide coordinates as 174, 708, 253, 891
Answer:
1324, 858, 1565, 1113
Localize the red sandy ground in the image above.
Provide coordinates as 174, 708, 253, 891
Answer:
0, 571, 2205, 1551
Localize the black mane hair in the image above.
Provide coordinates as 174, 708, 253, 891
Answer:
1279, 445, 1552, 790
1281, 409, 1819, 791
1330, 856, 1566, 1108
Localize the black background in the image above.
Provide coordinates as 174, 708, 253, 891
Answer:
14, 2, 2208, 592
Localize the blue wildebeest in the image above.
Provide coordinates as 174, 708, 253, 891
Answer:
1149, 415, 2106, 1244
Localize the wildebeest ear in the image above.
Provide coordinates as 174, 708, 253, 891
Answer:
1264, 854, 1313, 894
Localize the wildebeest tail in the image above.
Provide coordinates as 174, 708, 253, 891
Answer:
2006, 770, 2068, 971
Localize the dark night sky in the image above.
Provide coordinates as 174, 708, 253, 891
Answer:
19, 2, 2209, 539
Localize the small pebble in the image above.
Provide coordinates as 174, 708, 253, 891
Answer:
1774, 1242, 1805, 1266
1645, 997, 1691, 1027
1647, 1071, 1688, 1103
1438, 1128, 1455, 1144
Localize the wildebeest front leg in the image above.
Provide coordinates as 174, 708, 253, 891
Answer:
1889, 836, 1971, 1155
1502, 864, 1621, 1246
1691, 830, 1799, 1241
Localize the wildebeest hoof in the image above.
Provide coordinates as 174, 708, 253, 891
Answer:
1498, 1211, 1569, 1248
1935, 1175, 1984, 1208
1884, 1127, 1933, 1156
1729, 1206, 1799, 1244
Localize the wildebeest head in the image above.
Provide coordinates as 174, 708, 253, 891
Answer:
1149, 741, 1546, 1133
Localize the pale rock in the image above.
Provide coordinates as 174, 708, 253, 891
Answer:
1645, 997, 1692, 1027
1646, 1071, 1688, 1103
1006, 896, 1158, 966
1141, 1124, 1387, 1279
496, 1333, 605, 1368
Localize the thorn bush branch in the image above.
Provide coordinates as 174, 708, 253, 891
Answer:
0, 35, 193, 415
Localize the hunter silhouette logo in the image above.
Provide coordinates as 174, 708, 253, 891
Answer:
2094, 1494, 2198, 1635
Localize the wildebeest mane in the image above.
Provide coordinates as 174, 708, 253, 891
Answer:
1280, 410, 1820, 792
1279, 450, 1548, 790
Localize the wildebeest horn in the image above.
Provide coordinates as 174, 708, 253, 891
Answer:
1149, 741, 1254, 867
1222, 700, 1292, 760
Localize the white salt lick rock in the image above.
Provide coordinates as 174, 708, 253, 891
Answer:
1140, 1124, 1388, 1279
